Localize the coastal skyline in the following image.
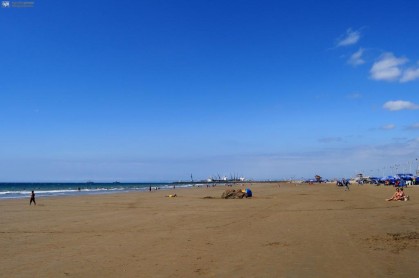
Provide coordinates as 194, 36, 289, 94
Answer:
1, 0, 418, 181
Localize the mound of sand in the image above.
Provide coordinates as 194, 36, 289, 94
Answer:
221, 189, 246, 199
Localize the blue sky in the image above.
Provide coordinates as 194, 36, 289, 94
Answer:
1, 0, 418, 181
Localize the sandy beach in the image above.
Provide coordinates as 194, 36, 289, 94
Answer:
1, 183, 418, 277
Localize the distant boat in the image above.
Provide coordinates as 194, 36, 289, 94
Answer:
86, 181, 95, 185
113, 181, 120, 184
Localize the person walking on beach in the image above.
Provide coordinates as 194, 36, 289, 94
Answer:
29, 190, 36, 205
342, 178, 349, 191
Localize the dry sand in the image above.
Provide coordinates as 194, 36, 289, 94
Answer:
1, 183, 418, 277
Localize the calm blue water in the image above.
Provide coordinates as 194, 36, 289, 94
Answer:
0, 182, 193, 200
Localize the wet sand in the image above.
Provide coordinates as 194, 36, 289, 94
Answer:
1, 183, 418, 277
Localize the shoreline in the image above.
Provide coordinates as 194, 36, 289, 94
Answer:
0, 182, 194, 200
0, 180, 280, 200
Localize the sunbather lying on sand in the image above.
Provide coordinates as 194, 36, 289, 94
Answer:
165, 194, 177, 198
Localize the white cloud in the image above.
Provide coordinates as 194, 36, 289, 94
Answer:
381, 124, 396, 130
370, 53, 408, 81
337, 29, 361, 47
383, 100, 419, 111
348, 48, 365, 66
400, 65, 419, 82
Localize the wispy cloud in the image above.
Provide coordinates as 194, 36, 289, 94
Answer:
370, 53, 408, 81
337, 29, 361, 47
347, 92, 362, 99
351, 137, 419, 160
383, 100, 419, 111
381, 124, 396, 130
238, 137, 419, 178
348, 48, 365, 66
400, 65, 419, 82
318, 137, 343, 143
406, 123, 419, 130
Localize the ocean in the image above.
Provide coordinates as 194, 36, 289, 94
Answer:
0, 182, 194, 200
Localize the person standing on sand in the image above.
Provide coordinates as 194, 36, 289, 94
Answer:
29, 191, 36, 205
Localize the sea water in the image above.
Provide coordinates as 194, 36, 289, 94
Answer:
0, 182, 193, 200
